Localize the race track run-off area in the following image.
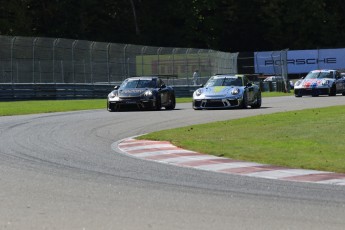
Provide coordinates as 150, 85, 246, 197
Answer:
117, 138, 345, 186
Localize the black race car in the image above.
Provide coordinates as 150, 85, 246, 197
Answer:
107, 76, 176, 111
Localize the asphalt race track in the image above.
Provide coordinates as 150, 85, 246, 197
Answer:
1, 96, 345, 230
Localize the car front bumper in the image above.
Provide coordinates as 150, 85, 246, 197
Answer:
193, 97, 242, 109
108, 97, 157, 110
294, 87, 330, 96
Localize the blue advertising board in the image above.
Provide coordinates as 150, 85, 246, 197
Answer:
255, 48, 345, 74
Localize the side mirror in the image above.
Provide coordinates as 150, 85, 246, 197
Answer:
246, 82, 253, 87
114, 85, 120, 90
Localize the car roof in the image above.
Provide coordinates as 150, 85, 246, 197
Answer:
212, 74, 244, 78
126, 76, 158, 80
310, 69, 337, 73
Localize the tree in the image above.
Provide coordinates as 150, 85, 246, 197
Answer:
1, 0, 345, 52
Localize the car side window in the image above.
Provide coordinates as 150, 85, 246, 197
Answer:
336, 72, 341, 79
243, 77, 249, 85
158, 79, 165, 88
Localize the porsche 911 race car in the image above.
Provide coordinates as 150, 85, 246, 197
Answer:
192, 74, 262, 110
107, 76, 176, 111
294, 69, 345, 97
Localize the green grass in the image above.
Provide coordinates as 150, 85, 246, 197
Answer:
0, 98, 190, 116
0, 99, 106, 116
0, 93, 291, 116
262, 91, 294, 97
138, 106, 345, 173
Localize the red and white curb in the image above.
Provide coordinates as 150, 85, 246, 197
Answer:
116, 138, 345, 186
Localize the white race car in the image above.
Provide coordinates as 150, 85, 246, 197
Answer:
294, 69, 345, 97
192, 74, 261, 109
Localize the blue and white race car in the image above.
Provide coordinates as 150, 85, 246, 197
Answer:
192, 74, 262, 110
294, 69, 345, 97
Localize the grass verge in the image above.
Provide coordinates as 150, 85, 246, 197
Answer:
138, 106, 345, 173
0, 98, 191, 116
0, 92, 292, 116
262, 91, 294, 97
0, 99, 106, 116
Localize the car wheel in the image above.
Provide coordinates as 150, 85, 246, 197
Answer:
251, 92, 261, 108
165, 94, 176, 110
155, 96, 162, 110
342, 92, 345, 96
240, 94, 247, 109
329, 84, 336, 96
108, 103, 116, 112
294, 89, 302, 97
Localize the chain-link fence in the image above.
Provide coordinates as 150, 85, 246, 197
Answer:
0, 35, 238, 86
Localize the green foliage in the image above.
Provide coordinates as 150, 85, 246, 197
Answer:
2, 0, 345, 51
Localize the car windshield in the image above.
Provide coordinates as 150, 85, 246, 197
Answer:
264, 76, 283, 82
205, 77, 243, 87
305, 72, 333, 79
120, 79, 156, 89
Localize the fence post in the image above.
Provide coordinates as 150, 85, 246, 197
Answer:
123, 44, 128, 79
32, 37, 38, 83
53, 38, 60, 83
10, 37, 16, 83
197, 49, 202, 79
186, 48, 192, 85
141, 46, 147, 75
90, 42, 95, 84
172, 48, 178, 78
208, 50, 213, 77
107, 43, 111, 84
157, 47, 162, 75
72, 40, 78, 83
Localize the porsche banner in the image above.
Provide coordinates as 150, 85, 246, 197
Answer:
255, 48, 345, 74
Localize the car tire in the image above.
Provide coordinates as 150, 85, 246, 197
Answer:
329, 84, 336, 96
294, 90, 302, 97
165, 94, 176, 110
155, 96, 162, 110
240, 94, 247, 109
108, 103, 116, 112
251, 92, 261, 108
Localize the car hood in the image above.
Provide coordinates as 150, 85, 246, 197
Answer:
299, 78, 331, 88
118, 89, 147, 97
201, 86, 240, 96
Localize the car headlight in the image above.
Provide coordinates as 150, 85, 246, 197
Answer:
231, 88, 240, 95
322, 79, 330, 85
195, 89, 203, 96
144, 90, 153, 97
295, 80, 301, 86
108, 91, 117, 98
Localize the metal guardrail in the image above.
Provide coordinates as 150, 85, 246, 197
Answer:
0, 81, 285, 101
0, 83, 201, 101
